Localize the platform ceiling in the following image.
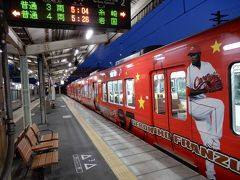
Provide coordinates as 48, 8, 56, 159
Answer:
4, 0, 161, 84
3, 0, 240, 84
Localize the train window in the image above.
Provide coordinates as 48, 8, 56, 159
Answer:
154, 74, 165, 114
107, 80, 123, 105
231, 63, 240, 134
170, 71, 187, 120
126, 79, 135, 108
102, 83, 107, 102
84, 85, 88, 98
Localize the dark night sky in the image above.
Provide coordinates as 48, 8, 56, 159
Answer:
80, 0, 240, 68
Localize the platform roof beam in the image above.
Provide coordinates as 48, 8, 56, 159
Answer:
26, 34, 108, 55
6, 27, 25, 55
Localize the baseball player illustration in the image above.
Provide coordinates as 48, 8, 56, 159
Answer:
186, 45, 224, 180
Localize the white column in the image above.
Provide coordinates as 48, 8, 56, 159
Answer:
20, 56, 32, 127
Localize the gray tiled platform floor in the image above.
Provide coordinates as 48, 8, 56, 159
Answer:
65, 96, 206, 180
12, 97, 117, 180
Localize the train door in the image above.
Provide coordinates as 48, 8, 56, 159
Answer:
93, 82, 100, 111
152, 70, 172, 150
167, 67, 194, 164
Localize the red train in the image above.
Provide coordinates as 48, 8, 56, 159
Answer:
67, 18, 240, 179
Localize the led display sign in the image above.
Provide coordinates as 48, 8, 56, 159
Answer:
3, 0, 131, 31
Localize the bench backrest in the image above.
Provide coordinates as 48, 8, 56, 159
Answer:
17, 137, 32, 164
25, 128, 38, 146
31, 123, 39, 136
15, 124, 30, 145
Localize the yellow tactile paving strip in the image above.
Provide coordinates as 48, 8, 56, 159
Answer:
62, 96, 137, 180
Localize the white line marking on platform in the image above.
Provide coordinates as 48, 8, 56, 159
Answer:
62, 115, 72, 119
81, 154, 92, 160
73, 154, 83, 174
84, 163, 97, 170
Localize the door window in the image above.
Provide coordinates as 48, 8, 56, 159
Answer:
170, 71, 187, 120
102, 83, 107, 102
113, 81, 119, 103
118, 80, 123, 105
126, 79, 135, 108
154, 73, 165, 114
84, 85, 88, 97
108, 81, 114, 103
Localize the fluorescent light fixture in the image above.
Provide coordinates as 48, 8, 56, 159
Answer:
0, 49, 2, 53
61, 58, 67, 63
68, 62, 72, 67
223, 42, 240, 51
74, 49, 79, 56
8, 60, 14, 64
27, 59, 31, 63
86, 29, 93, 40
8, 55, 13, 59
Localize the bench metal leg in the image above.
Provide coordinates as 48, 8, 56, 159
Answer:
24, 166, 30, 178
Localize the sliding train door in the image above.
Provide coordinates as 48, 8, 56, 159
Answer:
152, 67, 194, 164
152, 70, 172, 151
93, 82, 100, 111
167, 67, 194, 164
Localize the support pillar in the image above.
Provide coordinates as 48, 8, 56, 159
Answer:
20, 56, 32, 127
59, 85, 61, 96
0, 9, 15, 180
38, 55, 47, 124
0, 34, 6, 177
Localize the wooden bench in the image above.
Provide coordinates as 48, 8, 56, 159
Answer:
17, 137, 58, 173
15, 124, 30, 145
25, 128, 58, 152
31, 123, 59, 142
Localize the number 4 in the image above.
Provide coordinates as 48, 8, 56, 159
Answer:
47, 13, 52, 20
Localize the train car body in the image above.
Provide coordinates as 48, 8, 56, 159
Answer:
67, 18, 240, 179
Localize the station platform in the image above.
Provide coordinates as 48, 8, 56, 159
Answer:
12, 95, 206, 180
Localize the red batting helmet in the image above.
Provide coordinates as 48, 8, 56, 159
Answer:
188, 45, 201, 56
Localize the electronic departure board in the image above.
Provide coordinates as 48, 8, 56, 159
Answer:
3, 0, 131, 31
